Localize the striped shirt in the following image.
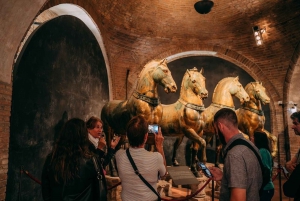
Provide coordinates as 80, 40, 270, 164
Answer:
115, 147, 166, 201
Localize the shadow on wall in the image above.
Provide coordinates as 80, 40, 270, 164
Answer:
7, 15, 109, 201
158, 56, 271, 165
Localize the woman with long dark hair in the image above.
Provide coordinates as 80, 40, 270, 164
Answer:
42, 118, 105, 201
253, 131, 274, 201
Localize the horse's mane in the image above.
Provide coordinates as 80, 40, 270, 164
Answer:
245, 81, 262, 94
181, 67, 202, 89
182, 67, 199, 78
138, 59, 162, 78
212, 77, 235, 94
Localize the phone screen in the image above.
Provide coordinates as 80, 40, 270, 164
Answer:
148, 124, 159, 134
198, 162, 213, 178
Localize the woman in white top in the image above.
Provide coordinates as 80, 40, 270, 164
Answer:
115, 115, 166, 201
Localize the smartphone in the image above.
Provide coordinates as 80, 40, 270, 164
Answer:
148, 124, 159, 134
197, 162, 213, 178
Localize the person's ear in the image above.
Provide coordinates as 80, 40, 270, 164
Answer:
217, 121, 226, 132
217, 121, 222, 130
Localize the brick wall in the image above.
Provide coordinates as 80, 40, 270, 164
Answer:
0, 82, 12, 200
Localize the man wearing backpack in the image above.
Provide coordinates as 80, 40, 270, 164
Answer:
285, 111, 300, 173
209, 108, 263, 201
283, 111, 300, 201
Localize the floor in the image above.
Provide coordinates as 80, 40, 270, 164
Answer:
163, 174, 292, 201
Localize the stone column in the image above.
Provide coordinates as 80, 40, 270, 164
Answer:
190, 176, 209, 200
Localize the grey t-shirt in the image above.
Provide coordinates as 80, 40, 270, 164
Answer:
219, 134, 263, 201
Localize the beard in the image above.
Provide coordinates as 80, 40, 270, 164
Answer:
217, 128, 227, 146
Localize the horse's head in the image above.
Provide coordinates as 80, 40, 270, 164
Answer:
228, 76, 250, 104
185, 67, 208, 99
152, 59, 177, 93
246, 82, 270, 104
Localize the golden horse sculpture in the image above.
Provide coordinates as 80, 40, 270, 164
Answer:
236, 82, 278, 157
159, 67, 208, 169
202, 77, 250, 166
101, 59, 177, 143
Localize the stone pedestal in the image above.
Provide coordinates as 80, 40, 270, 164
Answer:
190, 176, 208, 200
157, 179, 172, 197
106, 176, 122, 201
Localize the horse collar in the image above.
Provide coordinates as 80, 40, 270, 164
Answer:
212, 102, 235, 110
179, 99, 205, 112
242, 107, 264, 116
133, 91, 160, 107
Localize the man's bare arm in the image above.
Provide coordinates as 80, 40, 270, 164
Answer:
230, 188, 246, 201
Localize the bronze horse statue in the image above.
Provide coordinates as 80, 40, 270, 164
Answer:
101, 59, 177, 142
236, 82, 277, 157
202, 77, 250, 166
159, 67, 208, 168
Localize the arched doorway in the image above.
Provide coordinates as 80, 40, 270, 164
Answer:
7, 15, 109, 201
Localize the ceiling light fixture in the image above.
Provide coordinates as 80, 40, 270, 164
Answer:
194, 0, 214, 14
252, 26, 266, 46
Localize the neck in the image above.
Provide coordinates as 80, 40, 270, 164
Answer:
135, 74, 157, 98
212, 91, 234, 108
225, 129, 240, 143
131, 144, 145, 148
243, 97, 262, 110
180, 88, 204, 106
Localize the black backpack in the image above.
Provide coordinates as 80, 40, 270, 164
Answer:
223, 139, 271, 196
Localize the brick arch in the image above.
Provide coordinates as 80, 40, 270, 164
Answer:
285, 42, 300, 105
38, 1, 113, 99
139, 44, 280, 135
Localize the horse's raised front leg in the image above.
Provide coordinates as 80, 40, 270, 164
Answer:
172, 136, 184, 166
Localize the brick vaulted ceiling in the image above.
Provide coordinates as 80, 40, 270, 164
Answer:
41, 0, 300, 102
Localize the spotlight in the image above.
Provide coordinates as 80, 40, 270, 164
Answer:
252, 26, 266, 46
194, 0, 214, 14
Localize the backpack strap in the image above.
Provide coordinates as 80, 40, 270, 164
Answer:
223, 139, 264, 175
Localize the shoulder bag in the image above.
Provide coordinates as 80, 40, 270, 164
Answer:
62, 157, 107, 201
92, 156, 107, 201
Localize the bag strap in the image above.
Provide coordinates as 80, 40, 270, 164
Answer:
92, 156, 103, 180
224, 139, 263, 166
224, 139, 264, 188
126, 149, 161, 199
224, 139, 264, 174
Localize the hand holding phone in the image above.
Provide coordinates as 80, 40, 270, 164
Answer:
148, 124, 159, 134
197, 162, 213, 178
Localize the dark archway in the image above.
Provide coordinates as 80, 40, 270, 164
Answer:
158, 56, 271, 165
7, 15, 109, 201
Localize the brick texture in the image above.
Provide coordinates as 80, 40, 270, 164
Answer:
0, 82, 11, 200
